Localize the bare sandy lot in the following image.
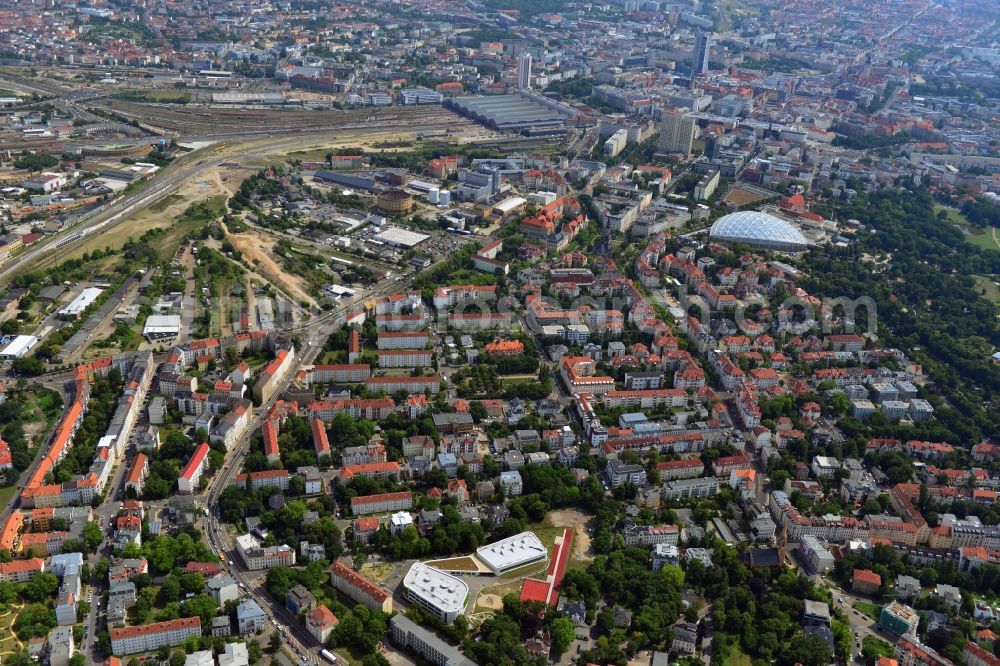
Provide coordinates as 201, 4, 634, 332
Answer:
225, 226, 314, 306
476, 593, 503, 610
64, 164, 250, 262
549, 508, 595, 561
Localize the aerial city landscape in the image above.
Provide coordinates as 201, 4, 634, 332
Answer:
0, 0, 999, 665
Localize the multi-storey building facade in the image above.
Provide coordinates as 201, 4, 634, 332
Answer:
329, 562, 393, 613
110, 617, 201, 655
350, 491, 413, 516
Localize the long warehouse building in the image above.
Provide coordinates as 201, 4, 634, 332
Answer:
445, 93, 576, 133
0, 334, 39, 360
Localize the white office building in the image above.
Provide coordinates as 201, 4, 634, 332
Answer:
518, 53, 532, 89
402, 563, 469, 624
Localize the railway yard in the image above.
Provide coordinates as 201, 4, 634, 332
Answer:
0, 62, 556, 376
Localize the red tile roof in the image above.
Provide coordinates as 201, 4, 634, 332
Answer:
329, 562, 389, 602
179, 443, 210, 481
853, 568, 882, 586
350, 491, 412, 506
519, 528, 573, 606
125, 453, 147, 484
109, 616, 201, 640
306, 605, 339, 629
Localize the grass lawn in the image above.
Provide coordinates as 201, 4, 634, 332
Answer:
0, 486, 17, 510
973, 275, 1000, 305
853, 600, 881, 620
335, 645, 370, 666
862, 635, 895, 659
499, 373, 537, 385
446, 270, 496, 286
123, 91, 191, 103
319, 351, 347, 365
528, 515, 568, 549
936, 204, 1000, 251
19, 386, 63, 451
425, 556, 482, 572
149, 193, 183, 213
498, 559, 549, 581
148, 194, 228, 259
23, 386, 63, 422
712, 633, 753, 666
936, 204, 970, 226
285, 146, 371, 161
476, 578, 528, 610
358, 561, 395, 583
965, 229, 999, 252
32, 387, 62, 414
60, 191, 227, 265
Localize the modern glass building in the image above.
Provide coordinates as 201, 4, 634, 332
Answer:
709, 211, 808, 252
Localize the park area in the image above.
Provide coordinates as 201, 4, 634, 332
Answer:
936, 204, 1000, 252
0, 602, 24, 659
358, 562, 395, 584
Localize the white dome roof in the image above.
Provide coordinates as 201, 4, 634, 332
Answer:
709, 211, 808, 252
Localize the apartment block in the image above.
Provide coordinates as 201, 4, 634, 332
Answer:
329, 562, 393, 613
350, 491, 413, 516
110, 617, 202, 655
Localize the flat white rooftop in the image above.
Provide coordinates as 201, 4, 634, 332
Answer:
475, 531, 546, 573
390, 511, 414, 528
403, 562, 468, 614
374, 227, 430, 248
235, 533, 260, 551
0, 334, 38, 359
59, 286, 104, 317
492, 196, 527, 213
143, 314, 182, 335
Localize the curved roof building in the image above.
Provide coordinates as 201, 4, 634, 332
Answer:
475, 531, 547, 573
402, 562, 468, 624
709, 211, 808, 252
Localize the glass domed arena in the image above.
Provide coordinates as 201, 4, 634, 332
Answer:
709, 211, 808, 252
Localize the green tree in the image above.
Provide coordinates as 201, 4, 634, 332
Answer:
247, 640, 263, 664
22, 573, 59, 602
828, 392, 850, 416
11, 357, 45, 376
98, 632, 112, 658
660, 564, 685, 588
862, 635, 895, 662
550, 617, 575, 654
265, 567, 295, 600
180, 594, 219, 627
360, 655, 390, 666
780, 634, 833, 666
83, 521, 104, 551
158, 577, 181, 605
13, 602, 56, 638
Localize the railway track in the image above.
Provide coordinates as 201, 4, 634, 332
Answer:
83, 98, 471, 136
1, 116, 502, 279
